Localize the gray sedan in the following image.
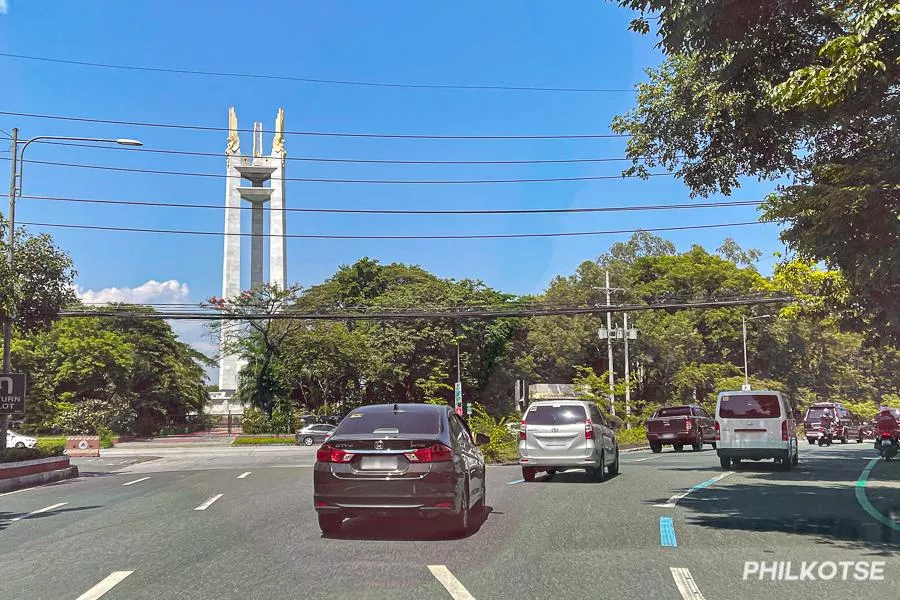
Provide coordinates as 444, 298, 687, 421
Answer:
296, 424, 336, 446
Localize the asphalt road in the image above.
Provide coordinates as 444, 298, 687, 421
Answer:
1, 442, 898, 599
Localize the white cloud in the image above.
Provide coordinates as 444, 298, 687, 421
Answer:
0, 1, 8, 15
78, 280, 218, 380
79, 279, 190, 305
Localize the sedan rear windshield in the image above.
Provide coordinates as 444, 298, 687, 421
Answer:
334, 410, 441, 436
719, 394, 782, 419
525, 405, 587, 425
655, 407, 692, 417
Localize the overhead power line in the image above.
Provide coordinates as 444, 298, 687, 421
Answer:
37, 139, 651, 165
0, 52, 637, 94
20, 219, 763, 239
22, 194, 763, 215
0, 110, 629, 140
58, 296, 794, 321
15, 157, 673, 185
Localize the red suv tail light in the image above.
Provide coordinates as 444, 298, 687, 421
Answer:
714, 421, 720, 441
584, 418, 594, 440
405, 443, 453, 463
685, 418, 693, 430
519, 419, 527, 441
316, 444, 354, 463
781, 420, 789, 441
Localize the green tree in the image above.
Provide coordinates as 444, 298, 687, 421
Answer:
612, 0, 900, 341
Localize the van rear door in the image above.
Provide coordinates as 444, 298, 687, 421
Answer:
718, 393, 784, 449
523, 403, 589, 459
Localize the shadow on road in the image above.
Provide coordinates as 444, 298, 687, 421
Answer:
324, 506, 494, 541
531, 469, 622, 485
0, 506, 100, 532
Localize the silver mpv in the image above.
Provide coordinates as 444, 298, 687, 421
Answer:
518, 400, 619, 482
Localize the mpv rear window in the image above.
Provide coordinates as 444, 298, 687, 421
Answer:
334, 410, 440, 435
525, 405, 586, 425
656, 407, 691, 417
805, 407, 833, 421
719, 394, 782, 419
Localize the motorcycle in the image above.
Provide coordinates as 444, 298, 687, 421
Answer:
817, 426, 834, 447
875, 431, 899, 460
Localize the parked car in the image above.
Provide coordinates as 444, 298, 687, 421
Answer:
296, 424, 336, 446
518, 399, 619, 482
6, 431, 37, 449
313, 403, 488, 536
715, 390, 799, 471
645, 404, 716, 453
803, 402, 865, 444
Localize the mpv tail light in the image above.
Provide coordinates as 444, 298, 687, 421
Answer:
316, 444, 354, 463
714, 421, 721, 441
584, 418, 594, 440
781, 420, 789, 442
519, 419, 527, 441
405, 443, 453, 463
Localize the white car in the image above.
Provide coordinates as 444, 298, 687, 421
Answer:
715, 390, 798, 471
6, 431, 37, 449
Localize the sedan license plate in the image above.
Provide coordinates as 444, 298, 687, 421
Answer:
661, 433, 675, 439
360, 456, 399, 470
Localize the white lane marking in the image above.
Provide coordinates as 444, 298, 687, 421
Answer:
655, 472, 733, 508
10, 502, 68, 522
633, 456, 660, 462
194, 493, 223, 511
122, 477, 150, 486
427, 565, 476, 600
75, 571, 134, 600
670, 567, 706, 600
505, 478, 525, 485
237, 471, 252, 479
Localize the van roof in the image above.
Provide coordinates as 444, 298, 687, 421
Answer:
526, 399, 589, 405
717, 390, 782, 397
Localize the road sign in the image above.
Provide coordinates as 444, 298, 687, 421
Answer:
466, 403, 472, 416
454, 382, 463, 416
0, 373, 26, 415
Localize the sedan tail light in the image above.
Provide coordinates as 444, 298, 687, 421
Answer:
404, 443, 453, 463
714, 421, 720, 441
315, 444, 354, 463
584, 418, 594, 440
519, 419, 527, 441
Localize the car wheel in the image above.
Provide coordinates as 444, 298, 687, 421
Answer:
15, 442, 25, 448
673, 443, 683, 453
781, 455, 793, 471
592, 452, 607, 482
607, 447, 620, 476
840, 436, 848, 444
302, 436, 314, 446
818, 438, 824, 447
720, 456, 731, 469
318, 514, 343, 534
691, 436, 703, 452
448, 485, 470, 536
522, 466, 536, 482
711, 442, 717, 449
792, 451, 799, 466
807, 438, 815, 444
546, 468, 557, 480
649, 442, 662, 454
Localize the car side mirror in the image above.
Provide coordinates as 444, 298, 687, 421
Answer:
474, 433, 490, 446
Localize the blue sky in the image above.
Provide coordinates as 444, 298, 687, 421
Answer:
0, 0, 784, 334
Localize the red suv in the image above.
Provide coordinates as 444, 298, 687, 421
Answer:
803, 402, 865, 444
645, 404, 717, 453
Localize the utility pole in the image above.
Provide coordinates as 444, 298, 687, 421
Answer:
624, 312, 631, 424
1, 128, 17, 451
605, 271, 615, 415
742, 315, 749, 391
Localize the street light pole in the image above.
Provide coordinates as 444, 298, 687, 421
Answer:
605, 270, 615, 416
623, 311, 631, 423
1, 132, 142, 451
742, 315, 749, 390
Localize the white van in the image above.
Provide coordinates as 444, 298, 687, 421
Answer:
715, 390, 798, 471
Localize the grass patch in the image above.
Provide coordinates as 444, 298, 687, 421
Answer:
1, 441, 66, 464
232, 436, 296, 446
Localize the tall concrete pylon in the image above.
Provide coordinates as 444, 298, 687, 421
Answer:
215, 107, 287, 409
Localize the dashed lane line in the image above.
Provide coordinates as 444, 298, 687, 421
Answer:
122, 477, 150, 486
427, 565, 477, 600
10, 502, 68, 522
194, 493, 224, 511
670, 567, 706, 600
237, 471, 252, 479
75, 571, 134, 600
505, 479, 525, 485
655, 472, 733, 508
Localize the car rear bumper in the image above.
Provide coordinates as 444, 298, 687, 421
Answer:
646, 432, 694, 443
518, 454, 599, 467
313, 462, 462, 516
717, 448, 790, 460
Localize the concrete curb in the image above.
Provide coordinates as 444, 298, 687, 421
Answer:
0, 466, 79, 494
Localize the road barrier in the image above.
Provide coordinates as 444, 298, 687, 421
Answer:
65, 436, 101, 457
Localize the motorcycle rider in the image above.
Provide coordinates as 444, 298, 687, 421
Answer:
819, 409, 836, 432
875, 408, 899, 440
